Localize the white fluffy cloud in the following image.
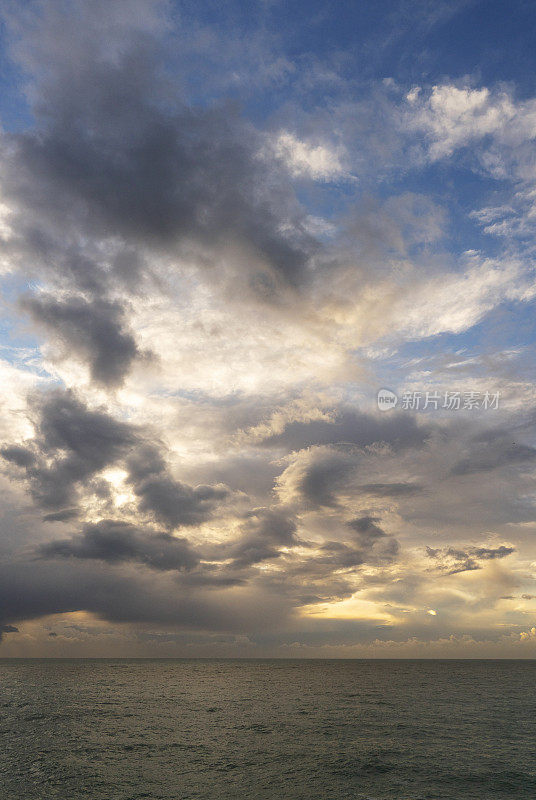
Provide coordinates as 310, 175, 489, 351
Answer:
273, 131, 350, 181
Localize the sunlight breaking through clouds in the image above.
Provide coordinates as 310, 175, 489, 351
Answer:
0, 0, 535, 658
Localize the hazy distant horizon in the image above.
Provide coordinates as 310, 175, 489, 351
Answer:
2, 656, 536, 661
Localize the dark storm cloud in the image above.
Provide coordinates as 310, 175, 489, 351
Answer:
243, 508, 297, 544
356, 482, 423, 496
0, 624, 18, 643
2, 0, 317, 288
259, 408, 429, 451
0, 445, 36, 468
7, 94, 315, 285
179, 568, 247, 590
39, 519, 199, 571
425, 544, 516, 574
42, 508, 80, 522
28, 390, 134, 463
255, 561, 360, 609
471, 546, 516, 560
0, 474, 401, 640
1, 388, 135, 509
1, 388, 229, 526
227, 507, 298, 568
296, 450, 354, 507
125, 444, 229, 528
315, 541, 370, 568
0, 557, 291, 634
317, 516, 399, 565
133, 475, 228, 529
348, 516, 396, 550
192, 510, 399, 605
450, 431, 536, 476
0, 0, 326, 393
268, 517, 399, 595
21, 294, 145, 387
7, 107, 316, 291
290, 445, 422, 510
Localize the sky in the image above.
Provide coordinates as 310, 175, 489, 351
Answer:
0, 0, 535, 657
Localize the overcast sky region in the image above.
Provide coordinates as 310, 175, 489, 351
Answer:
0, 0, 535, 657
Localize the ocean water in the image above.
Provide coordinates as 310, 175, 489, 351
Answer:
1, 659, 535, 800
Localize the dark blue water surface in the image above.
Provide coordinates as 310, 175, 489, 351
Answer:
1, 659, 535, 799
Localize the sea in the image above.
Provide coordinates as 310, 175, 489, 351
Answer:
1, 659, 535, 799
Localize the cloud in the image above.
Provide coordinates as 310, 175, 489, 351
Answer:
303, 516, 400, 569
39, 519, 199, 571
273, 419, 428, 510
368, 257, 528, 343
404, 82, 536, 181
226, 507, 298, 568
1, 445, 36, 468
1, 388, 136, 509
273, 131, 349, 181
425, 544, 515, 574
284, 447, 359, 508
405, 85, 518, 160
257, 407, 429, 451
356, 483, 423, 496
21, 293, 146, 387
125, 443, 229, 528
1, 388, 229, 527
348, 515, 399, 559
42, 508, 80, 522
0, 557, 292, 635
450, 431, 536, 476
0, 623, 18, 643
0, 0, 329, 395
471, 546, 516, 560
0, 3, 535, 655
2, 0, 319, 288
